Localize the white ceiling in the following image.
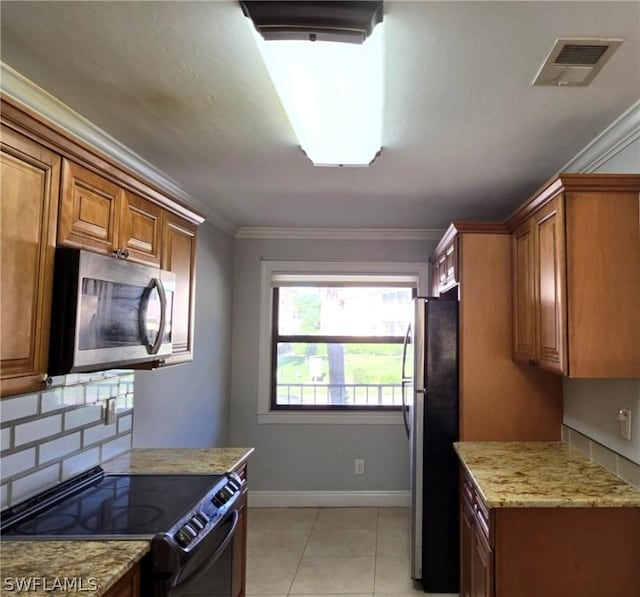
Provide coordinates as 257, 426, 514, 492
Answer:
1, 1, 639, 232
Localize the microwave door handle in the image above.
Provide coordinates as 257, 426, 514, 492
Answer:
139, 278, 167, 355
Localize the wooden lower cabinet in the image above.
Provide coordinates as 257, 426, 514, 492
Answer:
104, 563, 140, 597
232, 463, 249, 597
460, 474, 640, 597
0, 125, 60, 397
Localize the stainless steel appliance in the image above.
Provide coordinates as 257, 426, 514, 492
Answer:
1, 466, 245, 596
402, 296, 459, 593
48, 248, 176, 374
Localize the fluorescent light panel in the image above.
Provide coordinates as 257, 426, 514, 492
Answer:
251, 25, 384, 167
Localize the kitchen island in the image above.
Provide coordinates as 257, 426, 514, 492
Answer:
454, 441, 640, 597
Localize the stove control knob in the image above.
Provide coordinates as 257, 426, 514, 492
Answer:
175, 527, 193, 548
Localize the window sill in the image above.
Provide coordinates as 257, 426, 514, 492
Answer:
257, 411, 404, 425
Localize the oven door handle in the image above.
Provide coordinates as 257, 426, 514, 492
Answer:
170, 510, 239, 592
207, 510, 239, 564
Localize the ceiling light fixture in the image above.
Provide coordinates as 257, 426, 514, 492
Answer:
241, 1, 384, 167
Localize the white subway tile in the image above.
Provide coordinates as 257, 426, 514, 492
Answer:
62, 448, 100, 480
0, 394, 38, 422
83, 423, 117, 446
1, 427, 11, 451
118, 415, 133, 434
101, 436, 132, 462
39, 433, 82, 465
64, 405, 102, 430
116, 396, 134, 412
14, 415, 62, 446
62, 384, 85, 406
12, 464, 60, 504
1, 484, 9, 509
63, 374, 82, 386
40, 388, 65, 412
1, 448, 36, 478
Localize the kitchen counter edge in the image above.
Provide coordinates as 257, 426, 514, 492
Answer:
102, 447, 255, 475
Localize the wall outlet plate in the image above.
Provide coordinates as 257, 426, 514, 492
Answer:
617, 408, 632, 441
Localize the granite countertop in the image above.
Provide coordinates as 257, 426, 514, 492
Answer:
454, 441, 640, 508
0, 541, 149, 597
102, 447, 254, 474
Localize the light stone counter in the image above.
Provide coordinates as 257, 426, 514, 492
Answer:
102, 447, 254, 474
0, 541, 149, 597
454, 441, 640, 508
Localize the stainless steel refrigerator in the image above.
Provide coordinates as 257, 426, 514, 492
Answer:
402, 296, 459, 593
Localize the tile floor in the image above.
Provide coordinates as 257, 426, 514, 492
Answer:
246, 506, 457, 596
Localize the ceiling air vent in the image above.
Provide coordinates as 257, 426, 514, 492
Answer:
533, 38, 623, 86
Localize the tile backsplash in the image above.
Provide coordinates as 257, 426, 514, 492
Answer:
1, 371, 134, 509
562, 424, 640, 488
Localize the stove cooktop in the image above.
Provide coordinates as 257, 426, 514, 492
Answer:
2, 471, 225, 539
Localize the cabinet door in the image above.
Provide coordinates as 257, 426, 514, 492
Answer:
103, 563, 140, 597
532, 196, 567, 374
1, 126, 60, 397
162, 212, 197, 363
58, 159, 122, 255
460, 493, 474, 597
472, 529, 493, 597
232, 494, 247, 597
512, 221, 535, 364
120, 192, 162, 266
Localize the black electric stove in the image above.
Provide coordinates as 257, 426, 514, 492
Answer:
1, 466, 246, 596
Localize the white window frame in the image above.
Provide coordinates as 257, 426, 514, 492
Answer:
257, 260, 429, 424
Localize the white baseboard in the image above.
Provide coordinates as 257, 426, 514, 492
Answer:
248, 490, 410, 508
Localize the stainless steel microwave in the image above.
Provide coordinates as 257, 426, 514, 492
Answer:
48, 249, 175, 374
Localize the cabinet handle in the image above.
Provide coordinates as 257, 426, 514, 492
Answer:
43, 376, 53, 389
112, 249, 130, 259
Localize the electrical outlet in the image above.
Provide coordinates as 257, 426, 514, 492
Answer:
104, 398, 117, 426
354, 459, 365, 475
617, 409, 632, 440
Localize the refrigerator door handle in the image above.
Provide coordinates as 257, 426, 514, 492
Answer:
401, 380, 411, 437
401, 323, 411, 380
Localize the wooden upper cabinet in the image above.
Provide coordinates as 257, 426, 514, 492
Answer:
511, 221, 535, 364
532, 197, 566, 374
58, 159, 122, 254
162, 212, 197, 364
59, 160, 163, 267
512, 196, 567, 374
120, 191, 162, 266
509, 174, 640, 378
1, 126, 60, 396
430, 233, 458, 296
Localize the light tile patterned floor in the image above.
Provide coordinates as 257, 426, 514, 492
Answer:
246, 506, 458, 596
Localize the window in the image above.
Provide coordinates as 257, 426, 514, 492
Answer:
257, 260, 428, 424
272, 285, 413, 410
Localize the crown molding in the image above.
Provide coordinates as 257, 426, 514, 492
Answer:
561, 99, 640, 174
235, 227, 445, 241
0, 63, 237, 236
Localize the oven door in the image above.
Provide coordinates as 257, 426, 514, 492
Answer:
153, 510, 239, 597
